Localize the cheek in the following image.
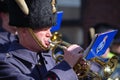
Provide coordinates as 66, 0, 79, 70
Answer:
35, 33, 45, 43
26, 32, 36, 44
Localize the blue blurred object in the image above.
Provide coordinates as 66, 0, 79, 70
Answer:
85, 30, 118, 60
50, 11, 63, 32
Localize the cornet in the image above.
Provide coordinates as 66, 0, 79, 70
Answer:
49, 32, 118, 80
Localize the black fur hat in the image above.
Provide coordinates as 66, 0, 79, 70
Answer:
0, 0, 8, 13
7, 0, 57, 29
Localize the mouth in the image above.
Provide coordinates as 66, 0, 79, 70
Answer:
45, 40, 50, 47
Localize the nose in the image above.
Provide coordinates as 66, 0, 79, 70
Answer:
46, 29, 52, 37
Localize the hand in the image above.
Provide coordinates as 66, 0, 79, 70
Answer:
101, 48, 110, 58
64, 44, 84, 68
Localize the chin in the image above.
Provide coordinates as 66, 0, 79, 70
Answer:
40, 46, 49, 51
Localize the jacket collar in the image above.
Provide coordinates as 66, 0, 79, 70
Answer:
8, 42, 39, 64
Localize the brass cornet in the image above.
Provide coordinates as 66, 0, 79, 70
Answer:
49, 32, 118, 80
49, 31, 70, 63
91, 56, 118, 78
49, 32, 90, 78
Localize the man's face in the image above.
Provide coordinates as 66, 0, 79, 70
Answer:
18, 27, 52, 52
33, 27, 52, 49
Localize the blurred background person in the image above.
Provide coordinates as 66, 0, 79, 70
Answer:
108, 30, 120, 79
90, 23, 117, 59
0, 0, 18, 52
89, 23, 120, 79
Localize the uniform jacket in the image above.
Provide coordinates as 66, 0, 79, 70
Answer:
0, 27, 18, 52
0, 42, 78, 80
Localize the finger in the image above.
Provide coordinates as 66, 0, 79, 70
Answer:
67, 44, 84, 54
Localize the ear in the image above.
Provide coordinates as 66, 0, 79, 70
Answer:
17, 27, 27, 35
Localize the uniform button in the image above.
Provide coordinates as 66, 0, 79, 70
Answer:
38, 62, 41, 65
6, 53, 11, 58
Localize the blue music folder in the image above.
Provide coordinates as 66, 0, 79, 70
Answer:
50, 11, 63, 33
84, 30, 118, 60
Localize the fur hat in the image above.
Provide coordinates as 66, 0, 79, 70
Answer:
0, 0, 8, 13
7, 0, 57, 29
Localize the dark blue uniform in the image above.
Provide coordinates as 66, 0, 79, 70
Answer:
0, 42, 78, 80
0, 27, 18, 52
